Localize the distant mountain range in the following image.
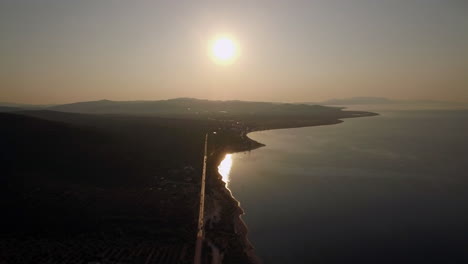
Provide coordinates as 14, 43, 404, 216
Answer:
0, 106, 24, 112
0, 98, 340, 116
302, 97, 468, 108
0, 102, 55, 109
318, 97, 396, 105
1, 97, 466, 114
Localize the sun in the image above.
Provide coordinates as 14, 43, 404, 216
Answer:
210, 36, 238, 64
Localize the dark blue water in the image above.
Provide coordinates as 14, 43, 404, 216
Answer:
229, 110, 468, 264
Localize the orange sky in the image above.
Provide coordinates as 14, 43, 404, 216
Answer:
1, 0, 467, 104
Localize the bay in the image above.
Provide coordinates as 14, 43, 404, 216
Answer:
228, 110, 468, 264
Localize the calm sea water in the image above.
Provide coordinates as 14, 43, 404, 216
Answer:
228, 110, 468, 264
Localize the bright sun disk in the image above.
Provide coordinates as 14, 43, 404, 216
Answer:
211, 37, 237, 64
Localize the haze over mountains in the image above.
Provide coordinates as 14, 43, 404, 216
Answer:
0, 106, 23, 112
298, 97, 468, 111
48, 98, 340, 116
1, 97, 466, 116
305, 97, 468, 107
319, 97, 395, 105
0, 98, 343, 117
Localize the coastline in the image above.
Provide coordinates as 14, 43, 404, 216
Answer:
206, 111, 378, 263
0, 108, 377, 263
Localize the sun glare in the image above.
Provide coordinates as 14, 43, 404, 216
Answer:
218, 154, 233, 187
210, 36, 238, 64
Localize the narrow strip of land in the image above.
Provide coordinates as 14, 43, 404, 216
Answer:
194, 134, 208, 264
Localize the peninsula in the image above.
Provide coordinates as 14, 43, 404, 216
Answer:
0, 98, 377, 263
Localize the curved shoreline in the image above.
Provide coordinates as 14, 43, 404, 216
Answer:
208, 112, 379, 263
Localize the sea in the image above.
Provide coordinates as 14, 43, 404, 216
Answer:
222, 108, 468, 264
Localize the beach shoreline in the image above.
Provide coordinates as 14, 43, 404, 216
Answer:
205, 111, 378, 263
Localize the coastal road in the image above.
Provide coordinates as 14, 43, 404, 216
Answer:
194, 134, 208, 264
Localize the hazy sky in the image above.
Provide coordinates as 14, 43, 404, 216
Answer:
1, 0, 467, 104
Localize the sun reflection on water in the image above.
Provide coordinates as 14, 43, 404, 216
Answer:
218, 154, 233, 187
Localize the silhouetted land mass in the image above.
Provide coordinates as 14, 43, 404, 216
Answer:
320, 97, 395, 105
299, 97, 468, 109
0, 106, 23, 112
48, 98, 344, 116
0, 99, 376, 263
